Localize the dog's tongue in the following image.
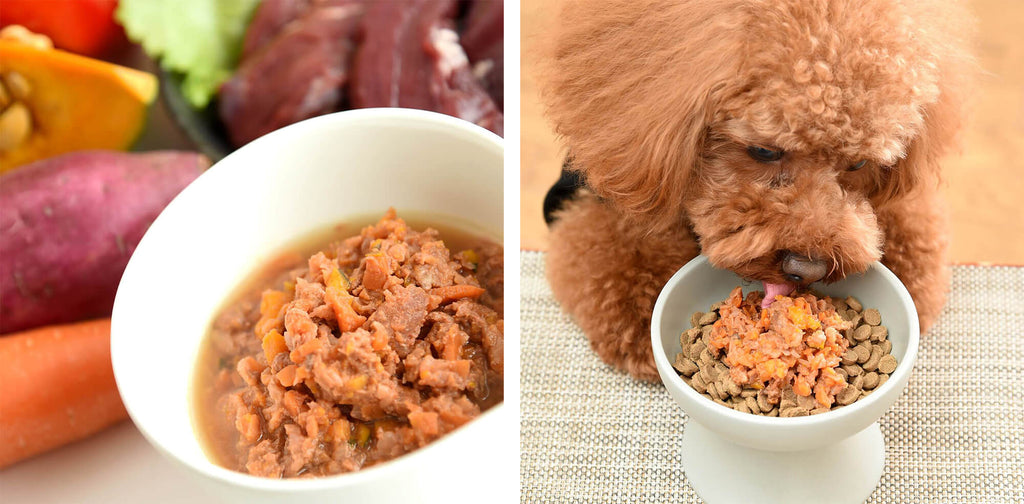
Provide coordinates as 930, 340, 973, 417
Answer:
762, 282, 795, 309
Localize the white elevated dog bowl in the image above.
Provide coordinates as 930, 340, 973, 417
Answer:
652, 255, 919, 504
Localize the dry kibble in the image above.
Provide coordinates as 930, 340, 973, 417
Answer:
780, 407, 809, 418
690, 341, 706, 360
854, 344, 871, 363
832, 299, 848, 312
673, 354, 699, 377
863, 345, 883, 372
706, 382, 720, 400
701, 324, 714, 342
690, 311, 705, 328
871, 325, 888, 342
878, 354, 898, 374
703, 361, 719, 382
714, 398, 731, 408
811, 406, 831, 415
723, 376, 742, 397
796, 392, 816, 410
836, 386, 859, 405
845, 296, 863, 312
740, 388, 757, 398
767, 408, 779, 417
881, 339, 892, 355
710, 301, 724, 312
714, 362, 729, 377
843, 364, 863, 377
699, 348, 714, 367
835, 367, 849, 381
852, 325, 872, 342
684, 327, 701, 346
862, 372, 880, 390
735, 401, 751, 414
863, 308, 882, 326
698, 311, 719, 325
745, 396, 759, 413
877, 374, 889, 387
757, 390, 773, 413
692, 374, 708, 394
850, 374, 864, 390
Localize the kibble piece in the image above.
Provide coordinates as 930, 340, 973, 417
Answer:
850, 374, 864, 390
673, 354, 699, 377
734, 401, 751, 414
714, 398, 731, 408
878, 354, 898, 374
745, 396, 759, 413
877, 374, 889, 387
756, 390, 773, 413
863, 346, 883, 372
796, 393, 816, 410
836, 386, 859, 405
860, 389, 873, 398
709, 301, 724, 312
863, 308, 882, 326
740, 388, 757, 399
699, 348, 714, 367
862, 372, 880, 390
723, 376, 742, 397
690, 311, 705, 328
767, 408, 779, 417
690, 341, 706, 360
881, 339, 892, 355
692, 374, 708, 394
682, 327, 701, 347
701, 324, 714, 343
780, 407, 809, 418
871, 325, 888, 342
843, 364, 863, 377
698, 311, 719, 325
811, 406, 831, 415
841, 349, 858, 366
853, 325, 872, 342
835, 367, 849, 381
846, 296, 863, 312
854, 344, 871, 363
831, 298, 849, 312
703, 362, 719, 383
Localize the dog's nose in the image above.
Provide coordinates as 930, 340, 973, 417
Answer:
781, 252, 828, 284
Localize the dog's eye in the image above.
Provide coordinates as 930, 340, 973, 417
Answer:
848, 160, 868, 171
747, 146, 784, 163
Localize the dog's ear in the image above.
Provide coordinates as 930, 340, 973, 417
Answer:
540, 0, 742, 231
872, 1, 976, 202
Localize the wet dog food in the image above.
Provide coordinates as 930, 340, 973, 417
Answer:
193, 210, 503, 477
673, 287, 897, 417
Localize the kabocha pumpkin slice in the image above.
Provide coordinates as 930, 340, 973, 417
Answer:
0, 31, 157, 172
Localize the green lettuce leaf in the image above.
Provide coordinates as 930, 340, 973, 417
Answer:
116, 0, 261, 108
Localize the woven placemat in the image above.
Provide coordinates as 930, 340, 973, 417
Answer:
520, 251, 1024, 503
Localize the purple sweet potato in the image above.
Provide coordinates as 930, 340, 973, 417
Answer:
0, 150, 208, 334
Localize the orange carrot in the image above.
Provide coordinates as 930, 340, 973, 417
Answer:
430, 285, 486, 305
0, 318, 126, 468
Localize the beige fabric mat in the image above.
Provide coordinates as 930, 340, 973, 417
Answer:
520, 251, 1024, 503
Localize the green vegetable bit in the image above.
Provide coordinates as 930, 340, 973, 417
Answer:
116, 0, 261, 108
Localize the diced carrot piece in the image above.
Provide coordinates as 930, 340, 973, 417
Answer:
289, 338, 322, 363
262, 329, 288, 363
237, 413, 261, 444
276, 365, 298, 387
408, 411, 440, 437
430, 285, 486, 305
327, 418, 350, 444
363, 254, 388, 291
325, 284, 366, 332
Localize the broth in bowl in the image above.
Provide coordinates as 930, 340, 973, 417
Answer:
192, 209, 503, 478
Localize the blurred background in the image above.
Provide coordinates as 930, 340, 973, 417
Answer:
521, 0, 1024, 265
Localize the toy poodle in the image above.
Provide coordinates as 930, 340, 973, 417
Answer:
540, 0, 974, 381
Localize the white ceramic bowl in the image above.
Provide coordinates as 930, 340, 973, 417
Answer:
651, 255, 919, 452
111, 109, 507, 502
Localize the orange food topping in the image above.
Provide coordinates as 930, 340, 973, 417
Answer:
709, 287, 851, 407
